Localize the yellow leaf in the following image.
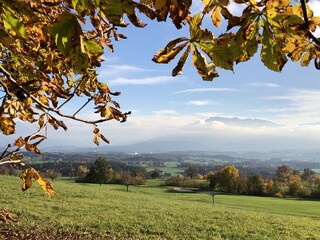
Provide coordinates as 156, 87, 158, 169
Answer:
37, 178, 56, 197
211, 6, 222, 27
153, 42, 188, 64
93, 134, 100, 146
100, 133, 110, 144
0, 116, 15, 135
172, 45, 191, 76
20, 168, 56, 197
38, 113, 45, 128
248, 0, 258, 10
309, 17, 320, 32
266, 0, 290, 9
292, 4, 313, 18
14, 136, 26, 147
19, 167, 35, 191
300, 50, 312, 66
25, 143, 42, 155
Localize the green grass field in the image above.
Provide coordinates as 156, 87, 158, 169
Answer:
145, 161, 185, 175
0, 176, 320, 239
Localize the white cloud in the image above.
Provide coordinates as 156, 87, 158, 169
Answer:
174, 87, 236, 94
107, 76, 180, 86
187, 100, 217, 106
108, 65, 147, 72
251, 107, 296, 113
153, 110, 178, 115
7, 112, 320, 151
309, 0, 320, 16
309, 0, 320, 37
247, 82, 280, 88
196, 112, 224, 118
98, 64, 151, 79
265, 89, 320, 124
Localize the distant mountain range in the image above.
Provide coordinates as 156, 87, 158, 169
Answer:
91, 135, 320, 153
205, 117, 280, 127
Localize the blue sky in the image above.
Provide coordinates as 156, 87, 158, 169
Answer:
3, 0, 320, 150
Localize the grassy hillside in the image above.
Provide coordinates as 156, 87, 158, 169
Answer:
0, 176, 319, 239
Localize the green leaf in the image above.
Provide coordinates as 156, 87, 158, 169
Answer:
99, 0, 146, 27
84, 40, 104, 56
172, 44, 191, 76
0, 29, 14, 46
192, 44, 219, 81
1, 12, 28, 39
49, 11, 82, 55
188, 13, 214, 42
282, 15, 304, 27
261, 27, 287, 72
71, 47, 89, 74
72, 0, 92, 16
230, 14, 260, 63
197, 42, 234, 71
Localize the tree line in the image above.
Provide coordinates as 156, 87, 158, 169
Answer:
167, 165, 320, 199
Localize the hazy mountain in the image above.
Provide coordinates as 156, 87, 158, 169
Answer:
41, 145, 93, 153
205, 117, 280, 127
93, 134, 320, 153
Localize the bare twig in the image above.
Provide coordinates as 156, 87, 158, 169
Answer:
73, 96, 93, 116
0, 160, 24, 166
0, 144, 10, 159
88, 26, 116, 40
0, 123, 47, 163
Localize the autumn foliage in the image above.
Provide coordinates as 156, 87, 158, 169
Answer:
0, 0, 320, 195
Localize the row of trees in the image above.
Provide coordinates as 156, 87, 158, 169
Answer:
77, 158, 146, 192
209, 165, 320, 198
167, 165, 320, 199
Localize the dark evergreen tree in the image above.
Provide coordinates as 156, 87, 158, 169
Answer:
84, 158, 112, 186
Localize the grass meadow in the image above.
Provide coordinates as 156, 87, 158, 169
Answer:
0, 176, 320, 239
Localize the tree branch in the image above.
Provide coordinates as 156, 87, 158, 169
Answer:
73, 96, 93, 116
0, 144, 10, 160
0, 65, 109, 125
88, 26, 117, 40
0, 94, 6, 116
57, 74, 88, 110
0, 160, 24, 166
